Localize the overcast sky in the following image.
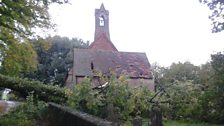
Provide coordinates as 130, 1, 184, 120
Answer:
49, 0, 224, 67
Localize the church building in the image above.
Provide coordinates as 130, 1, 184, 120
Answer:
65, 4, 154, 90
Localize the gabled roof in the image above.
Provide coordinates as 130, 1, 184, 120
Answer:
72, 49, 153, 79
89, 33, 118, 51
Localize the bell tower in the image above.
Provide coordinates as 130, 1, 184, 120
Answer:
94, 3, 110, 41
90, 3, 117, 51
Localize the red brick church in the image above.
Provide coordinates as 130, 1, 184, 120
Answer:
65, 4, 154, 90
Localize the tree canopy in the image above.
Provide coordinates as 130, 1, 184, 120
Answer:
1, 42, 38, 77
25, 36, 89, 85
152, 52, 224, 123
1, 0, 49, 46
0, 0, 68, 43
152, 61, 200, 86
200, 0, 224, 32
0, 0, 68, 77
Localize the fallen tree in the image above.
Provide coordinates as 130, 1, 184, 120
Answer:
0, 74, 68, 103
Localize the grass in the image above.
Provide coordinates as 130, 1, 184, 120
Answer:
164, 121, 224, 126
122, 119, 224, 126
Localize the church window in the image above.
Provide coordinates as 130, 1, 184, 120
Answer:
91, 61, 94, 70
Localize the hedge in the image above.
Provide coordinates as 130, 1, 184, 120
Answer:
0, 74, 68, 103
48, 102, 117, 126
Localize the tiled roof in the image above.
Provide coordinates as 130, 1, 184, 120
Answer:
72, 49, 153, 79
89, 33, 118, 51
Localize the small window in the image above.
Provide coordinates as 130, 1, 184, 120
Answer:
91, 61, 94, 70
99, 16, 104, 26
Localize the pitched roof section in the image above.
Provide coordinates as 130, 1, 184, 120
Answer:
72, 49, 153, 79
89, 33, 118, 51
100, 3, 105, 10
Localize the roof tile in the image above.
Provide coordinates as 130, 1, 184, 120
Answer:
72, 49, 153, 79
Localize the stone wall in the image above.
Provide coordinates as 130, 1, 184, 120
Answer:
73, 77, 154, 91
0, 101, 20, 115
48, 102, 117, 126
128, 78, 155, 91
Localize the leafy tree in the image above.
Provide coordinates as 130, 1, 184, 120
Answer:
168, 62, 200, 82
196, 62, 214, 86
205, 52, 224, 123
1, 42, 37, 77
0, 74, 68, 103
152, 62, 200, 87
67, 78, 103, 115
26, 36, 89, 85
67, 75, 153, 123
0, 0, 68, 77
0, 94, 49, 126
163, 81, 202, 121
152, 61, 224, 123
200, 0, 224, 32
0, 0, 68, 47
151, 63, 167, 83
151, 63, 169, 92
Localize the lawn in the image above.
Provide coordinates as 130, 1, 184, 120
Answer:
164, 121, 224, 126
123, 120, 224, 126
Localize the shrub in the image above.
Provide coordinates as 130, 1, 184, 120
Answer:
0, 74, 67, 103
67, 78, 103, 115
67, 75, 153, 123
0, 94, 49, 126
161, 81, 202, 121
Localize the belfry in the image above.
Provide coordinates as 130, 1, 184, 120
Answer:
90, 3, 117, 51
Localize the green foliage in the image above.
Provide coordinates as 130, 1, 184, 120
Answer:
211, 52, 224, 83
156, 62, 200, 84
153, 57, 224, 124
0, 74, 67, 103
196, 62, 214, 85
25, 36, 89, 85
164, 120, 223, 126
1, 42, 38, 77
200, 0, 224, 33
196, 52, 224, 123
0, 0, 68, 48
129, 85, 152, 117
162, 81, 202, 121
0, 94, 49, 126
67, 78, 103, 115
0, 1, 68, 79
123, 120, 222, 126
67, 75, 153, 123
103, 76, 134, 121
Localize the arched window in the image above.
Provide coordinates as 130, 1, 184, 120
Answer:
99, 16, 104, 26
